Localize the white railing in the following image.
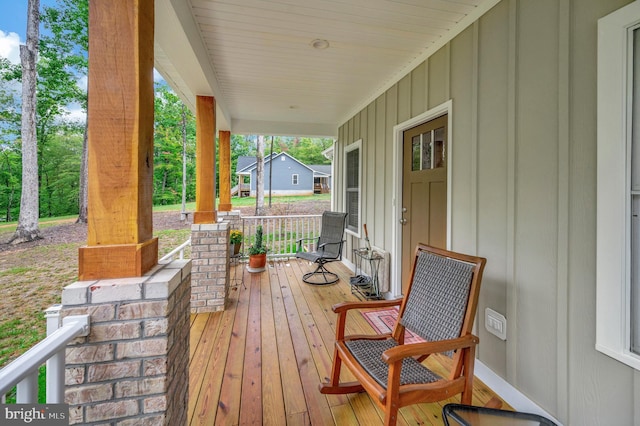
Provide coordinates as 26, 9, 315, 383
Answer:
157, 214, 323, 261
0, 305, 90, 404
240, 214, 322, 258
159, 238, 191, 262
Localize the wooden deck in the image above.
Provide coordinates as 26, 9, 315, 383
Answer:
188, 259, 508, 425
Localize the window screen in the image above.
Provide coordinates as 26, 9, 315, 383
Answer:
345, 145, 360, 232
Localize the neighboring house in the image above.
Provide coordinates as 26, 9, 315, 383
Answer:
308, 164, 331, 193
236, 152, 329, 197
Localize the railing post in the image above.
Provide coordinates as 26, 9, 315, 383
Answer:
45, 305, 64, 403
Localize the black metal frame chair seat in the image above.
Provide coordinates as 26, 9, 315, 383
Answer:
442, 403, 558, 426
296, 211, 348, 285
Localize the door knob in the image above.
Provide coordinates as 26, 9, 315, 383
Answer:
400, 207, 407, 225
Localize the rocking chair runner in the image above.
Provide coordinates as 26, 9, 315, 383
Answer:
295, 211, 348, 285
320, 243, 486, 426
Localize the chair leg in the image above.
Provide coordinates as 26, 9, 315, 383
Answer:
384, 402, 399, 426
302, 262, 339, 285
461, 347, 475, 404
319, 347, 364, 394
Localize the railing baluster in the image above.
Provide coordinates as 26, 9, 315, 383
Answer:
236, 214, 322, 258
0, 314, 90, 399
16, 371, 38, 403
45, 305, 64, 403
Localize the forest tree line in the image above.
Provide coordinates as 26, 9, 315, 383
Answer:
0, 0, 332, 223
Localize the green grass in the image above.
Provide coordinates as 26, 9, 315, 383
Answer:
0, 193, 328, 400
152, 193, 330, 212
1, 315, 46, 404
3, 366, 46, 404
0, 317, 46, 367
0, 267, 33, 277
156, 229, 192, 257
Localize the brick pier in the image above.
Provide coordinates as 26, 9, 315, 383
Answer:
61, 260, 191, 425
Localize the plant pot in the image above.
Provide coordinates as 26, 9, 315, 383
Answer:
247, 253, 267, 273
229, 243, 241, 256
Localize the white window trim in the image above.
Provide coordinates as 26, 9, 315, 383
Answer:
596, 1, 640, 371
292, 174, 299, 185
344, 139, 362, 238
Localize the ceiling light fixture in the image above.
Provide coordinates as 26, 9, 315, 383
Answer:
311, 39, 330, 49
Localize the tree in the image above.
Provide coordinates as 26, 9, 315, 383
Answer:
286, 137, 333, 165
11, 0, 41, 243
153, 83, 195, 206
255, 135, 265, 215
0, 61, 22, 221
41, 0, 88, 223
180, 104, 188, 220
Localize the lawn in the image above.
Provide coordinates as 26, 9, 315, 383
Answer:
0, 194, 330, 370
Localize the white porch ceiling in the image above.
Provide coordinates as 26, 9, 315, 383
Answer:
154, 0, 499, 137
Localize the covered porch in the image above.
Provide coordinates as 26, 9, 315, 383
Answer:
188, 259, 508, 425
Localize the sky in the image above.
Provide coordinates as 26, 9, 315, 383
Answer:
0, 0, 53, 63
0, 0, 163, 122
0, 0, 83, 120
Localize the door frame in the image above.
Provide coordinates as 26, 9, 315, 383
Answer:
390, 100, 453, 297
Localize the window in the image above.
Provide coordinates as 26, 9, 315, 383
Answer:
292, 174, 299, 185
411, 126, 445, 171
597, 1, 640, 371
344, 140, 362, 236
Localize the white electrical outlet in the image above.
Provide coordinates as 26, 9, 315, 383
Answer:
485, 308, 507, 340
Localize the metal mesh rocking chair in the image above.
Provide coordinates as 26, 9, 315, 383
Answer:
295, 211, 348, 285
319, 243, 486, 426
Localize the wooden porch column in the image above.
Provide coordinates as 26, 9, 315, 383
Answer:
218, 130, 232, 211
194, 96, 217, 223
79, 0, 157, 280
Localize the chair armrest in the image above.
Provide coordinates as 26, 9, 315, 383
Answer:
296, 237, 317, 252
332, 299, 402, 341
317, 239, 343, 249
382, 334, 479, 364
296, 237, 317, 244
332, 298, 402, 314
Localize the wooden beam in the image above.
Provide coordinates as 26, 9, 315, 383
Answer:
79, 0, 157, 280
219, 130, 232, 211
194, 95, 217, 224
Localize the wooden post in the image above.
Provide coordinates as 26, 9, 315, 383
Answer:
78, 0, 157, 280
193, 96, 217, 224
218, 130, 232, 211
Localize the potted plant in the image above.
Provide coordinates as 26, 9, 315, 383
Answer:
247, 225, 268, 272
229, 229, 243, 256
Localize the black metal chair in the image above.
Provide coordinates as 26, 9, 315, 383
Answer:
296, 211, 348, 285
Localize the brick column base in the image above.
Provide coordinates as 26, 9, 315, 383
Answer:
61, 260, 191, 426
217, 210, 241, 233
190, 222, 230, 313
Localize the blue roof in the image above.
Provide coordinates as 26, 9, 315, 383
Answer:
236, 152, 324, 175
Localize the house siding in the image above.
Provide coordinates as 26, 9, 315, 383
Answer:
247, 154, 314, 195
336, 0, 637, 424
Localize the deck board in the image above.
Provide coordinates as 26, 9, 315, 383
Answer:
189, 259, 510, 425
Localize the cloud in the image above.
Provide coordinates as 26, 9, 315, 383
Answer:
0, 30, 22, 64
77, 75, 88, 92
63, 102, 86, 123
153, 68, 165, 83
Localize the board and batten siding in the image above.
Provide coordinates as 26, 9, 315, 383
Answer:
335, 0, 638, 424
